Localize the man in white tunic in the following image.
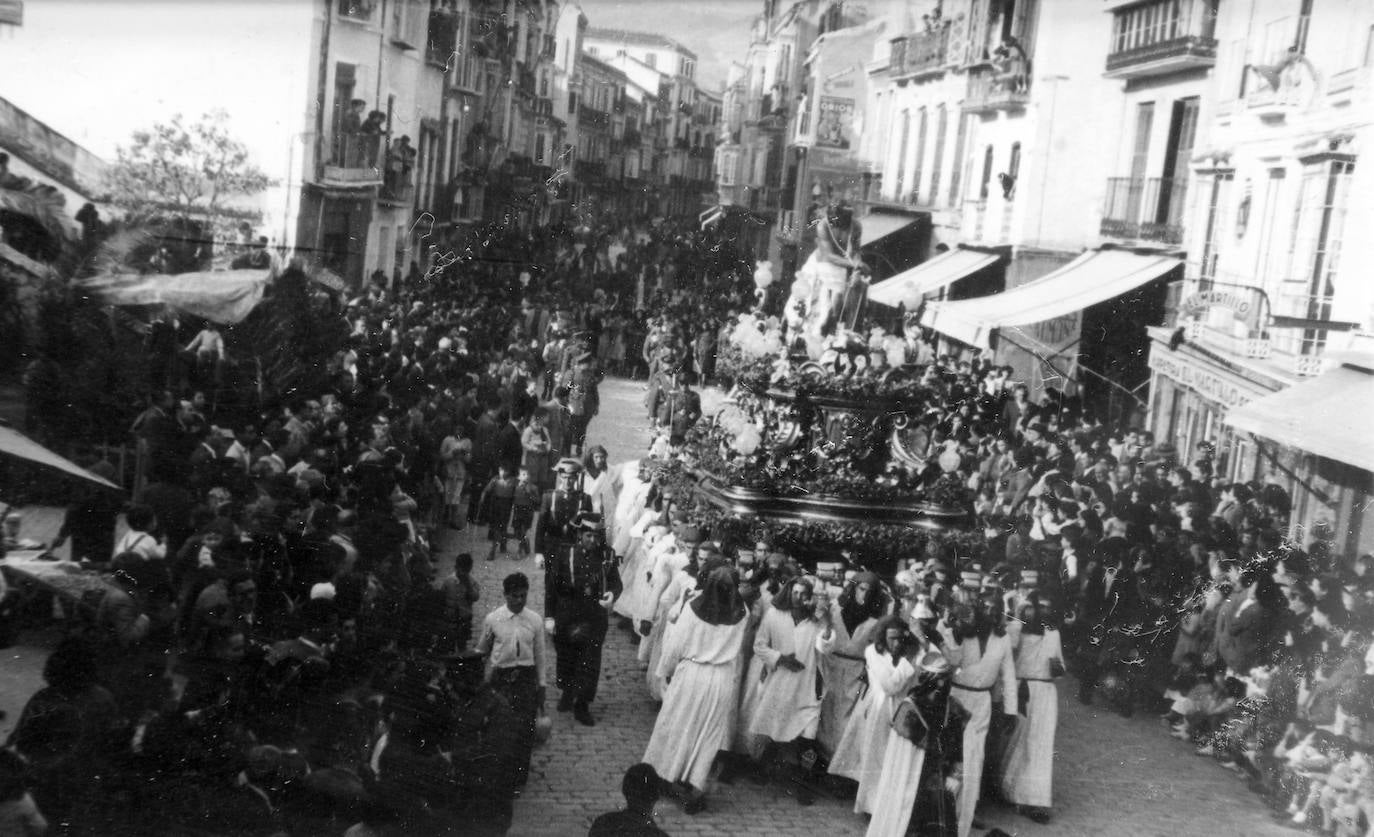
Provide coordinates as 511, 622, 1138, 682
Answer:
940, 598, 1017, 837
747, 575, 836, 805
609, 459, 654, 621
830, 615, 922, 817
1000, 594, 1063, 824
642, 563, 748, 814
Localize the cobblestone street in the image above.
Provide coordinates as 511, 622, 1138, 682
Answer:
439, 377, 1291, 837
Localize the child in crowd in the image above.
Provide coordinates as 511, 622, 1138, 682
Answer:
437, 552, 480, 652
510, 467, 541, 558
479, 464, 517, 560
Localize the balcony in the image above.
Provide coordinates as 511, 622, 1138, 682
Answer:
319, 132, 384, 187
1271, 289, 1341, 374
1177, 276, 1354, 377
1100, 175, 1187, 244
378, 179, 414, 207
1105, 0, 1217, 80
337, 0, 377, 24
1245, 72, 1305, 120
578, 104, 609, 127
962, 65, 1029, 114
890, 26, 950, 81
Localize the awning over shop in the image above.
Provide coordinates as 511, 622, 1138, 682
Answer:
868, 248, 1000, 309
860, 213, 922, 249
919, 249, 1181, 349
82, 268, 271, 324
0, 426, 122, 490
1223, 363, 1374, 473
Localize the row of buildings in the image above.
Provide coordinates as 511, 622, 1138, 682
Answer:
715, 0, 1374, 556
0, 0, 721, 291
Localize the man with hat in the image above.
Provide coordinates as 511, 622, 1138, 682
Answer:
544, 513, 621, 725
534, 458, 592, 567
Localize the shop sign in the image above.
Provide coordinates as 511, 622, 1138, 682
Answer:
816, 97, 856, 151
1149, 348, 1268, 408
1178, 286, 1265, 331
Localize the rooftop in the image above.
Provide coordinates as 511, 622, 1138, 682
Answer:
584, 27, 698, 60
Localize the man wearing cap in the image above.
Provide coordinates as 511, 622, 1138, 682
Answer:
544, 514, 621, 725
534, 458, 592, 567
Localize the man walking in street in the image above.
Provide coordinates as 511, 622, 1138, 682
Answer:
562, 351, 601, 457
476, 572, 546, 794
543, 514, 621, 726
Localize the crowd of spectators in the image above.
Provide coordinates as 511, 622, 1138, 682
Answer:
0, 213, 753, 836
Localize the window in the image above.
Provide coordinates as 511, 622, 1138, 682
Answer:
948, 110, 968, 205
1196, 171, 1233, 284
891, 110, 911, 200
535, 132, 546, 164
929, 105, 948, 204
1005, 141, 1021, 199
978, 144, 994, 200
910, 107, 928, 203
646, 52, 657, 68
1111, 0, 1186, 54
1287, 159, 1354, 353
588, 45, 599, 57
1255, 167, 1288, 285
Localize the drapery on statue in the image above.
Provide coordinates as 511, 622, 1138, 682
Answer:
787, 201, 868, 354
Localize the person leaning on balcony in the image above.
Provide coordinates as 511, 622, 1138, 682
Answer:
359, 110, 386, 167
339, 99, 364, 165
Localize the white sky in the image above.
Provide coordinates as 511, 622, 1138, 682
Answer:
0, 0, 310, 164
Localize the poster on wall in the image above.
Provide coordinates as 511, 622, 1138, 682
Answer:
816, 96, 855, 150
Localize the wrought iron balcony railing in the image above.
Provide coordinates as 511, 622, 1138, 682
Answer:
1100, 175, 1188, 244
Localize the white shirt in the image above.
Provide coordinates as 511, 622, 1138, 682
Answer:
477, 604, 547, 687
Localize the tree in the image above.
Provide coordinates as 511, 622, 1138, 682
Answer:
105, 110, 275, 257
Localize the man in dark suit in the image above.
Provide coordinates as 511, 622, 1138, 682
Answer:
534, 458, 591, 561
1069, 540, 1138, 708
543, 513, 621, 726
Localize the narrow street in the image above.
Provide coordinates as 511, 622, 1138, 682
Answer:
439, 377, 1290, 837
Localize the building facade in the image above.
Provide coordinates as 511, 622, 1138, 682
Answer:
583, 26, 714, 217
1144, 0, 1374, 555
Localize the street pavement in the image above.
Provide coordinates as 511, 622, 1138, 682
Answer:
441, 376, 1292, 837
0, 376, 1293, 836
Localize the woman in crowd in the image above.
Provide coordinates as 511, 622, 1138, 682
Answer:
641, 562, 748, 814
